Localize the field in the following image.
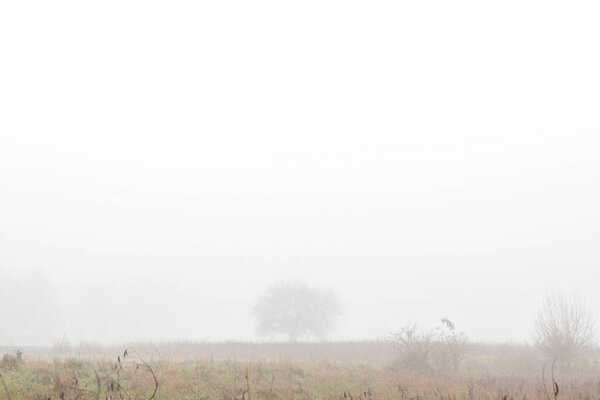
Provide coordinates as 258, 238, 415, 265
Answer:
1, 342, 600, 400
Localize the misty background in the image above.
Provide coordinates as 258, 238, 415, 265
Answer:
1, 0, 599, 346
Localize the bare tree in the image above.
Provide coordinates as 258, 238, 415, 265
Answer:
534, 291, 597, 367
438, 318, 468, 372
253, 282, 341, 342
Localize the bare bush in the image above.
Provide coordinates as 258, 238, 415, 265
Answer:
391, 319, 469, 373
390, 323, 437, 371
534, 291, 597, 368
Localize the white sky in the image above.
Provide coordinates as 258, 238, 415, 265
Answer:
1, 0, 599, 346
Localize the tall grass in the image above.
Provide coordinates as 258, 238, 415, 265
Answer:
1, 342, 599, 400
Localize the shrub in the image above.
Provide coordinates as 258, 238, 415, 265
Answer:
534, 291, 597, 369
391, 319, 469, 373
390, 323, 436, 372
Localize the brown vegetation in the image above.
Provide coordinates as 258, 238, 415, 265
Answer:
1, 342, 599, 399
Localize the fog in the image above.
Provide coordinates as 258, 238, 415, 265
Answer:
1, 0, 599, 346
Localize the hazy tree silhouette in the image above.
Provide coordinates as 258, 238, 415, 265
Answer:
0, 269, 59, 345
253, 282, 341, 342
534, 291, 597, 368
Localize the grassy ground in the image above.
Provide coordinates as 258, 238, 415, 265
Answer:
1, 343, 599, 400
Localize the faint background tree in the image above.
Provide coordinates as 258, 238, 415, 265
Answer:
253, 282, 341, 342
0, 268, 60, 346
534, 291, 597, 368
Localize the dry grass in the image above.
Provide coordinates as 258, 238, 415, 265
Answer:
1, 343, 599, 400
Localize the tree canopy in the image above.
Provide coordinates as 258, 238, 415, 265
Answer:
253, 282, 341, 342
